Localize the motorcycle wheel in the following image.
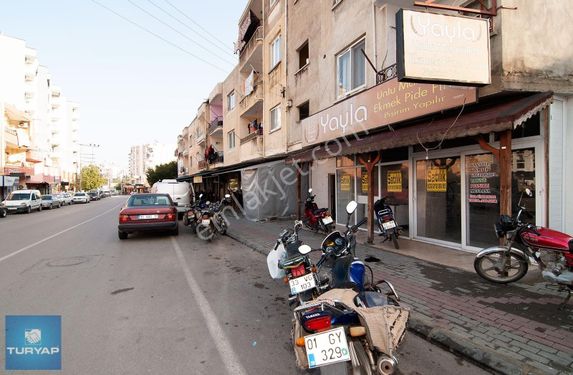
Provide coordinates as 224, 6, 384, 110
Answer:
183, 215, 189, 226
474, 250, 528, 284
196, 224, 214, 241
391, 233, 400, 250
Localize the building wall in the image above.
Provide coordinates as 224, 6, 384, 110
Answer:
223, 67, 241, 167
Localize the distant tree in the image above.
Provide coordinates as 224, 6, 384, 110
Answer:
146, 161, 177, 187
81, 165, 106, 191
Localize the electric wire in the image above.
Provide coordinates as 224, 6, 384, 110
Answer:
145, 0, 235, 60
127, 0, 236, 66
89, 0, 228, 73
162, 0, 231, 51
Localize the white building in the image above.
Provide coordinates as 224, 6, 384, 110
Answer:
128, 142, 175, 185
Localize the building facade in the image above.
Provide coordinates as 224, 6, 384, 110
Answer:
176, 0, 573, 250
128, 142, 175, 186
0, 34, 80, 198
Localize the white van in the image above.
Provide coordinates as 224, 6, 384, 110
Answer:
150, 179, 193, 219
1, 189, 42, 213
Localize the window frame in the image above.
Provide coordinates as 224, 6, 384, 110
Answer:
270, 34, 282, 70
297, 40, 309, 70
336, 38, 366, 99
227, 90, 236, 111
227, 130, 236, 149
270, 105, 282, 132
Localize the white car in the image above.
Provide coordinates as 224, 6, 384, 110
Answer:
60, 193, 73, 205
1, 189, 43, 214
72, 192, 90, 204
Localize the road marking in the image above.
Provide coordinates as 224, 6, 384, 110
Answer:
170, 237, 248, 375
0, 203, 124, 264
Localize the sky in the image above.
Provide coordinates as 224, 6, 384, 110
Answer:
0, 0, 247, 169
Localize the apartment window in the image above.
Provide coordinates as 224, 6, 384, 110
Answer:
298, 101, 310, 121
336, 39, 366, 98
270, 35, 281, 69
270, 105, 281, 131
298, 41, 309, 70
228, 130, 236, 149
227, 91, 236, 111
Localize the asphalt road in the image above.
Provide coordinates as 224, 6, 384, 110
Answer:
0, 196, 491, 374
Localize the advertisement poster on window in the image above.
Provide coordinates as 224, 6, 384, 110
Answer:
361, 173, 368, 192
467, 154, 498, 204
387, 170, 402, 192
340, 175, 351, 191
426, 167, 447, 192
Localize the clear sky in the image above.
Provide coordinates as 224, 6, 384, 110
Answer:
0, 0, 246, 169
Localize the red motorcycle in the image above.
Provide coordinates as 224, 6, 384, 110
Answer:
474, 189, 573, 309
303, 189, 334, 233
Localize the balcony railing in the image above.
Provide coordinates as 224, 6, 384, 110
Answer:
240, 131, 262, 145
239, 26, 263, 58
208, 116, 223, 135
207, 152, 224, 165
239, 81, 264, 114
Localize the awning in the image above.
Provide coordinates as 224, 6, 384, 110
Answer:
287, 91, 553, 163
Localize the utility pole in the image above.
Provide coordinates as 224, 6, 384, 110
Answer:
78, 143, 100, 191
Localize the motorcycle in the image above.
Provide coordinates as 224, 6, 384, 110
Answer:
267, 220, 324, 306
195, 194, 231, 241
290, 201, 409, 374
474, 188, 573, 310
304, 188, 334, 233
183, 193, 207, 233
374, 197, 400, 249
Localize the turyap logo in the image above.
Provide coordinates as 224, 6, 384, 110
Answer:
5, 315, 62, 370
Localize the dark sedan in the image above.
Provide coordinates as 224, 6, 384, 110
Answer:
118, 193, 178, 240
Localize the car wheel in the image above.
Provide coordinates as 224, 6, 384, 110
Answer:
26, 206, 31, 214
49, 203, 53, 210
172, 226, 179, 236
118, 230, 128, 240
0, 209, 7, 218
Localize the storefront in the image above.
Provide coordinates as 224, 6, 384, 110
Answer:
289, 79, 552, 252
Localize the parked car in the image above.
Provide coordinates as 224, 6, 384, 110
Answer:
41, 194, 61, 209
72, 192, 90, 204
118, 193, 179, 239
88, 191, 100, 201
60, 193, 73, 205
1, 190, 42, 213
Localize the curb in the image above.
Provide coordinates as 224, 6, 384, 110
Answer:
227, 230, 554, 375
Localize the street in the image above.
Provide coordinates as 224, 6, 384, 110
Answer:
0, 196, 490, 374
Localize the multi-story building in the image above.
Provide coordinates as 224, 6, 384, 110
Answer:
177, 0, 573, 245
0, 34, 79, 197
128, 142, 175, 186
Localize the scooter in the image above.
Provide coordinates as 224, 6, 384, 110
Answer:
474, 188, 573, 309
195, 194, 231, 241
290, 201, 409, 374
304, 188, 334, 233
374, 197, 401, 249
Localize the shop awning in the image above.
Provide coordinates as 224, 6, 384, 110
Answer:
286, 91, 553, 163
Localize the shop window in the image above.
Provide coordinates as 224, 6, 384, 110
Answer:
512, 148, 536, 221
298, 41, 309, 70
336, 168, 356, 224
298, 101, 310, 121
380, 162, 409, 236
336, 39, 365, 98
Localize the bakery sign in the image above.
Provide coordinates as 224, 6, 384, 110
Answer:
302, 78, 476, 147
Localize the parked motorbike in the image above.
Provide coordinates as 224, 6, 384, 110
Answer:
474, 188, 573, 309
183, 193, 207, 233
267, 221, 324, 306
304, 188, 334, 233
374, 197, 400, 249
195, 194, 231, 241
290, 201, 409, 374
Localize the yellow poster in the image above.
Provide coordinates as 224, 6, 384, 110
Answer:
361, 173, 368, 192
387, 170, 402, 192
340, 175, 351, 191
427, 167, 447, 192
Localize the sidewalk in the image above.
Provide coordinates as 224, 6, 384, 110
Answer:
225, 217, 573, 375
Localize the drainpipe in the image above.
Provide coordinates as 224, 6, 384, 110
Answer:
284, 0, 289, 155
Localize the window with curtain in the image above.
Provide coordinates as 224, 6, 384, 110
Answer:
336, 39, 366, 98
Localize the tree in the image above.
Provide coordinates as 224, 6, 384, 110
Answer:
146, 161, 177, 186
80, 165, 106, 191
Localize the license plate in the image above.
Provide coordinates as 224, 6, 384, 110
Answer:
305, 327, 351, 368
289, 273, 316, 295
382, 220, 396, 230
322, 216, 333, 225
202, 219, 211, 225
138, 214, 159, 220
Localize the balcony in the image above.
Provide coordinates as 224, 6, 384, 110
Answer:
198, 160, 208, 170
4, 165, 34, 176
196, 132, 206, 145
207, 151, 224, 165
240, 81, 264, 116
26, 150, 43, 163
240, 130, 262, 145
208, 116, 223, 135
239, 25, 263, 59
4, 128, 19, 147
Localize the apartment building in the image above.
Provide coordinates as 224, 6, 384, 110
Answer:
128, 142, 175, 186
177, 0, 573, 245
0, 34, 79, 198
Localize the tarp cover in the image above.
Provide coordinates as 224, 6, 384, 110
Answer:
241, 161, 298, 221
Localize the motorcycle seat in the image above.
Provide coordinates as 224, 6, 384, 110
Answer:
280, 254, 307, 269
313, 208, 328, 215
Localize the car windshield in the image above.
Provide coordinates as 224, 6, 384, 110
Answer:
7, 193, 30, 200
42, 195, 52, 200
128, 195, 171, 207
74, 193, 85, 196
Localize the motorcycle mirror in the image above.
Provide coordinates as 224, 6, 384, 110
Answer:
298, 244, 312, 255
199, 193, 203, 198
346, 201, 358, 215
308, 188, 313, 194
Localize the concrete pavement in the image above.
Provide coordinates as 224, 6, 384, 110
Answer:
225, 216, 573, 375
